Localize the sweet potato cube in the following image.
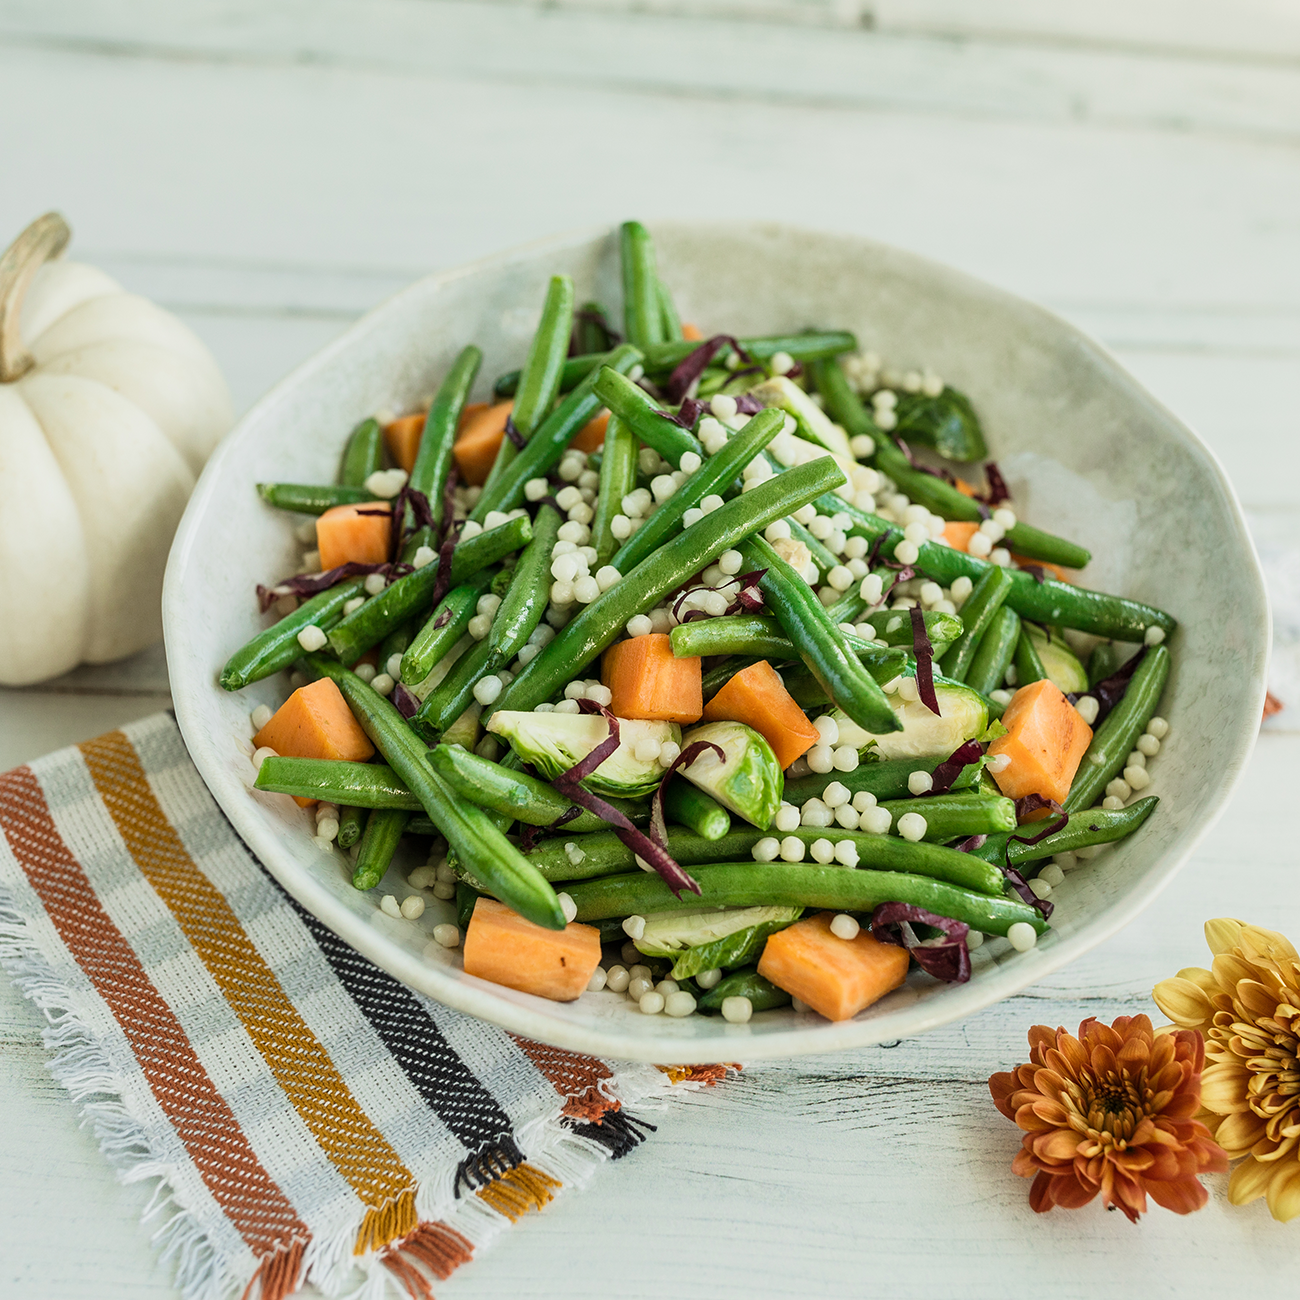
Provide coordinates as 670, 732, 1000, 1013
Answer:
384, 413, 426, 474
462, 897, 602, 1002
316, 501, 391, 571
453, 400, 514, 486
569, 409, 610, 453
943, 521, 979, 552
602, 633, 702, 723
702, 659, 819, 770
757, 913, 910, 1022
987, 678, 1093, 806
253, 678, 375, 805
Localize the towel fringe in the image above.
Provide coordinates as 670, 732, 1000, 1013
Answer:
564, 1108, 657, 1160
474, 1163, 562, 1221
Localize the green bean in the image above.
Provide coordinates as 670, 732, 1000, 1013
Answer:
480, 278, 574, 503
531, 825, 1005, 895
472, 345, 642, 521
859, 607, 963, 649
668, 613, 903, 672
591, 414, 637, 568
256, 757, 421, 809
620, 221, 665, 349
808, 356, 1091, 569
337, 805, 365, 849
825, 590, 869, 627
697, 967, 791, 1013
877, 791, 1017, 842
738, 536, 899, 735
786, 516, 837, 580
378, 616, 419, 671
575, 301, 616, 356
326, 515, 532, 665
938, 565, 1014, 682
592, 365, 704, 469
220, 577, 368, 690
566, 862, 1047, 936
411, 344, 481, 529
487, 505, 560, 672
1014, 626, 1048, 688
663, 780, 731, 840
1064, 647, 1170, 813
782, 754, 984, 806
657, 276, 684, 341
1088, 641, 1126, 687
300, 653, 564, 927
428, 744, 646, 832
779, 652, 909, 709
489, 457, 847, 716
457, 881, 483, 931
339, 417, 383, 488
352, 808, 410, 891
400, 571, 496, 686
970, 797, 1159, 869
965, 605, 1021, 697
257, 483, 373, 514
413, 636, 492, 739
613, 408, 784, 573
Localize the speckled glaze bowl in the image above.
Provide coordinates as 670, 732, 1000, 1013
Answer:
164, 222, 1269, 1063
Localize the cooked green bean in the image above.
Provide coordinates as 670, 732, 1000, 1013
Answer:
337, 805, 365, 850
257, 483, 373, 514
489, 457, 847, 716
858, 608, 964, 650
481, 276, 574, 499
326, 514, 532, 665
591, 414, 637, 568
300, 653, 564, 928
410, 344, 481, 532
457, 881, 483, 931
938, 565, 1014, 683
531, 825, 1005, 895
782, 754, 984, 805
256, 757, 421, 809
400, 570, 496, 686
1064, 646, 1170, 812
471, 344, 641, 521
663, 780, 731, 840
1088, 641, 1126, 687
667, 613, 904, 672
565, 862, 1047, 936
1014, 626, 1048, 688
965, 605, 1021, 697
621, 221, 665, 349
877, 791, 1017, 842
352, 808, 410, 891
697, 967, 791, 1013
779, 651, 910, 709
613, 407, 784, 573
338, 417, 383, 488
574, 300, 617, 356
592, 365, 704, 470
413, 635, 492, 739
487, 505, 560, 672
428, 744, 646, 832
657, 276, 683, 341
220, 577, 368, 690
738, 536, 899, 734
970, 797, 1159, 868
824, 589, 870, 627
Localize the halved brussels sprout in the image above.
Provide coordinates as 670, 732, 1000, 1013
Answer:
635, 905, 802, 981
1025, 625, 1089, 695
830, 677, 988, 761
679, 720, 783, 830
485, 710, 680, 798
749, 375, 854, 460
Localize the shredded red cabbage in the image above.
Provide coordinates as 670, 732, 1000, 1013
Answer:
569, 306, 620, 356
870, 903, 971, 983
649, 740, 726, 849
1013, 793, 1063, 825
977, 462, 1011, 507
1068, 646, 1146, 726
256, 561, 410, 614
665, 335, 752, 403
954, 833, 987, 854
908, 607, 941, 716
671, 569, 766, 624
929, 740, 983, 793
734, 393, 765, 415
427, 519, 462, 613
503, 415, 525, 449
1000, 861, 1053, 920
1018, 564, 1050, 584
549, 702, 701, 896
391, 683, 420, 719
386, 485, 436, 563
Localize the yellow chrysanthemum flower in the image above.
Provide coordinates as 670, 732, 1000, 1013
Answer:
1153, 919, 1300, 1222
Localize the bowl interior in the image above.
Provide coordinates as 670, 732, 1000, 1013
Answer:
164, 221, 1268, 1063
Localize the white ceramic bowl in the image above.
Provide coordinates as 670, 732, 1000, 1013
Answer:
165, 222, 1269, 1063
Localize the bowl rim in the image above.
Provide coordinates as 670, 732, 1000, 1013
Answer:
164, 219, 1271, 1063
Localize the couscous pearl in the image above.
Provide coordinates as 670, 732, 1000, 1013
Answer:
626, 614, 654, 638
897, 812, 927, 842
639, 990, 666, 1015
695, 968, 723, 992
1144, 626, 1166, 647
1125, 766, 1151, 790
364, 572, 387, 596
585, 967, 608, 993
657, 739, 680, 767
1146, 716, 1170, 739
316, 818, 340, 841
628, 961, 651, 980
832, 746, 859, 772
813, 715, 839, 745
473, 675, 503, 706
908, 770, 934, 795
967, 929, 985, 950
852, 791, 877, 812
399, 895, 426, 920
1136, 733, 1161, 757
633, 737, 663, 764
806, 744, 835, 774
987, 753, 1012, 775
408, 865, 437, 889
721, 995, 753, 1024
1028, 877, 1052, 900
860, 807, 893, 835
752, 837, 781, 861
468, 612, 494, 639
967, 531, 993, 559
1075, 696, 1100, 726
1007, 922, 1038, 952
801, 802, 834, 829
553, 699, 581, 714
574, 575, 600, 603
811, 838, 836, 864
951, 576, 973, 602
380, 894, 402, 919
894, 540, 920, 565
250, 704, 274, 731
834, 805, 860, 830
989, 689, 1014, 707
371, 673, 395, 696
990, 547, 1012, 567
833, 840, 860, 867
557, 891, 577, 924
779, 836, 806, 862
682, 508, 705, 528
432, 880, 457, 900
822, 781, 850, 808
627, 976, 654, 1000
665, 990, 697, 1017
791, 997, 810, 1013
1127, 750, 1146, 769
1039, 863, 1066, 887
605, 965, 630, 992
1102, 795, 1126, 811
610, 515, 632, 540
655, 979, 679, 997
896, 677, 920, 703
252, 746, 278, 768
774, 803, 802, 831
354, 663, 377, 684
1106, 777, 1132, 801
432, 923, 461, 949
828, 565, 854, 591
765, 519, 792, 543
297, 624, 328, 653
622, 914, 647, 940
1054, 852, 1078, 872
830, 913, 860, 941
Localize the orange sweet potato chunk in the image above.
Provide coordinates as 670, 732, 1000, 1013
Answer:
702, 659, 818, 770
943, 521, 979, 552
569, 409, 610, 454
462, 897, 602, 1002
987, 678, 1092, 806
384, 414, 426, 474
757, 913, 910, 1022
316, 501, 391, 571
253, 679, 375, 806
602, 634, 703, 723
453, 400, 514, 486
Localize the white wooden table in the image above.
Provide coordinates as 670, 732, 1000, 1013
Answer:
2, 3, 1298, 1294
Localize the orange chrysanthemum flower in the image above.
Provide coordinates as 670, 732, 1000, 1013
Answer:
1154, 919, 1300, 1221
989, 1014, 1227, 1222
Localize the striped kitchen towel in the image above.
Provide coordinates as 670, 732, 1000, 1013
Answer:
0, 713, 728, 1300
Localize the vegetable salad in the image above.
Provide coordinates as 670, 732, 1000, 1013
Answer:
226, 221, 1174, 1026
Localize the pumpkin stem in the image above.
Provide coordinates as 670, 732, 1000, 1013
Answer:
0, 212, 72, 383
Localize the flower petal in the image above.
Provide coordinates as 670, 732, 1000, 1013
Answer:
1204, 917, 1245, 956
1228, 1155, 1274, 1206
1153, 977, 1215, 1028
1199, 1064, 1253, 1114
1264, 1161, 1300, 1223
1213, 1109, 1267, 1156
1146, 1175, 1210, 1216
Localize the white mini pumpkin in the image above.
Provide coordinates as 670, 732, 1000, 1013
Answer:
0, 213, 232, 685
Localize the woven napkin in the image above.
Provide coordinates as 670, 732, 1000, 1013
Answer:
0, 713, 728, 1300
